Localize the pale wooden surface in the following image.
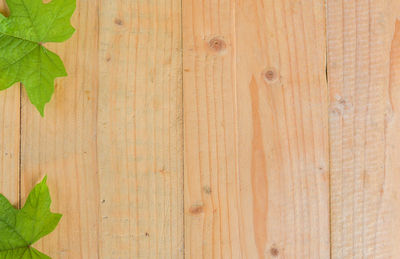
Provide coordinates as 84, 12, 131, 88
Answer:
327, 0, 400, 258
0, 87, 19, 207
235, 0, 329, 258
0, 0, 19, 209
20, 0, 101, 257
96, 0, 183, 258
1, 0, 400, 258
11, 0, 183, 258
182, 0, 240, 258
183, 0, 330, 258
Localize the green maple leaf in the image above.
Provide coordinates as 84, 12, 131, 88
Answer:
0, 177, 62, 259
0, 0, 76, 116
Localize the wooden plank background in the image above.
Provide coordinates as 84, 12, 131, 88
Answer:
0, 0, 400, 258
327, 0, 400, 258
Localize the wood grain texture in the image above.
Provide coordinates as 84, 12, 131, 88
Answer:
1, 0, 399, 257
20, 0, 100, 258
0, 0, 20, 210
184, 0, 329, 258
97, 0, 183, 258
327, 0, 400, 257
385, 14, 400, 258
19, 0, 183, 258
183, 0, 240, 258
236, 0, 329, 258
0, 87, 19, 207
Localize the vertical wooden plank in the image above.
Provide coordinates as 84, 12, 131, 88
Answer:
183, 0, 240, 258
184, 0, 329, 258
236, 0, 329, 258
0, 0, 19, 207
0, 87, 19, 206
21, 0, 183, 258
20, 0, 100, 258
327, 0, 400, 257
98, 0, 183, 258
385, 14, 400, 257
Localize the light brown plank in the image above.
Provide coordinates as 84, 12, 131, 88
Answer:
327, 0, 400, 257
184, 0, 329, 258
97, 0, 183, 258
0, 87, 19, 207
20, 0, 100, 258
235, 0, 329, 258
20, 0, 183, 258
0, 1, 20, 209
183, 0, 240, 258
385, 16, 400, 257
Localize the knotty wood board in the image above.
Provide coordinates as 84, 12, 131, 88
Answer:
182, 0, 240, 258
183, 0, 329, 258
0, 0, 400, 258
235, 0, 329, 257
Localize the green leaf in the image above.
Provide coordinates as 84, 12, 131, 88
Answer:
0, 0, 76, 116
0, 176, 62, 259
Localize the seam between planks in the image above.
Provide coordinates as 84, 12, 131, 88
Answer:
181, 0, 185, 254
